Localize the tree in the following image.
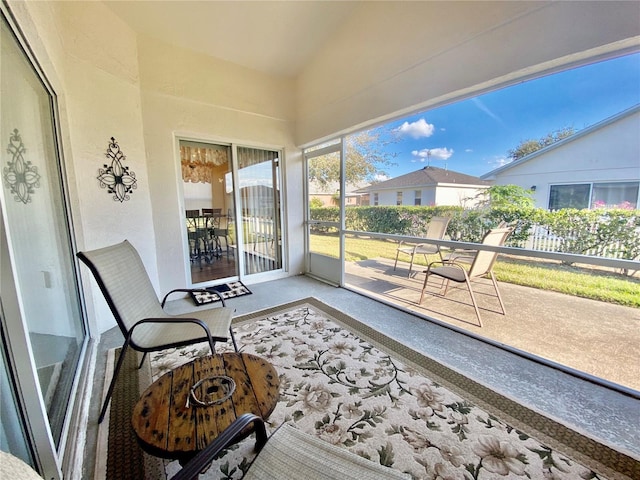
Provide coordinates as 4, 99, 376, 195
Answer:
308, 129, 397, 191
508, 127, 576, 161
475, 185, 535, 208
309, 197, 324, 208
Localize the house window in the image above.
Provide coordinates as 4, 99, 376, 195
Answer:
414, 190, 422, 206
592, 182, 639, 209
549, 182, 639, 210
396, 191, 403, 205
549, 184, 590, 209
373, 193, 379, 206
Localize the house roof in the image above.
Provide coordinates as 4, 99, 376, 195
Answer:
356, 166, 490, 192
481, 104, 640, 180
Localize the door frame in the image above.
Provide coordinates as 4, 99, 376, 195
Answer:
0, 5, 90, 478
304, 140, 345, 286
175, 134, 287, 287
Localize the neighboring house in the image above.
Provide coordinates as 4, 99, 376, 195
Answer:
356, 166, 490, 207
309, 180, 367, 207
481, 105, 640, 210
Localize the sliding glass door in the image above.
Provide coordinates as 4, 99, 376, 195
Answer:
179, 140, 284, 285
236, 146, 283, 276
0, 10, 87, 479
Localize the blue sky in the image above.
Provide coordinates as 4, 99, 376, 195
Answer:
373, 51, 640, 179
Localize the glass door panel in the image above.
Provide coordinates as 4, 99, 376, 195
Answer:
0, 325, 35, 468
180, 140, 238, 284
305, 145, 342, 284
236, 146, 283, 276
1, 11, 85, 456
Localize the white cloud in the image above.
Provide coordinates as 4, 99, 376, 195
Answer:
374, 173, 390, 182
393, 118, 435, 139
465, 148, 473, 153
489, 156, 511, 168
412, 147, 454, 161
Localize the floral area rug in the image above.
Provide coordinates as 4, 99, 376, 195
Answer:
140, 298, 638, 480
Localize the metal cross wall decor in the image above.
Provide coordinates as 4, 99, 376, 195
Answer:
97, 137, 137, 202
3, 128, 41, 204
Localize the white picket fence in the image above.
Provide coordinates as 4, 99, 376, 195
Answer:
523, 224, 635, 259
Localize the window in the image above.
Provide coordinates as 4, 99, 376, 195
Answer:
549, 182, 639, 210
592, 182, 639, 209
373, 193, 379, 206
396, 191, 403, 205
549, 184, 591, 210
414, 190, 422, 205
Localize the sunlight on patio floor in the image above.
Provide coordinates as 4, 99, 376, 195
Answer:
345, 257, 640, 392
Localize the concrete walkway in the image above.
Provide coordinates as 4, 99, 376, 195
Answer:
345, 257, 640, 393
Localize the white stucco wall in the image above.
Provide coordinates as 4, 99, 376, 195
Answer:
370, 185, 486, 207
295, 1, 640, 146
136, 36, 304, 294
486, 110, 640, 208
435, 186, 488, 208
11, 1, 158, 335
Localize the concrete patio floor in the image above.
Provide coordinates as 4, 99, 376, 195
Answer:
345, 257, 640, 393
84, 274, 640, 478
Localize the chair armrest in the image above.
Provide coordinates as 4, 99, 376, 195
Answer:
161, 288, 228, 308
424, 259, 465, 272
170, 413, 268, 480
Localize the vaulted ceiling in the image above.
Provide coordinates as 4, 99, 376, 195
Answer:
104, 1, 359, 77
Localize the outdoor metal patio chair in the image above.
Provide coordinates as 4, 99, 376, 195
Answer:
394, 216, 451, 276
419, 227, 512, 327
77, 240, 238, 423
171, 413, 410, 480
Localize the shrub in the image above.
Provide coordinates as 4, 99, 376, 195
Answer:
310, 205, 640, 264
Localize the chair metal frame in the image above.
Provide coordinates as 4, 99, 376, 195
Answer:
394, 216, 451, 276
77, 240, 238, 423
171, 413, 409, 480
419, 227, 512, 327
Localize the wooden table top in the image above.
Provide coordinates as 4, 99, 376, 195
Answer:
131, 352, 280, 461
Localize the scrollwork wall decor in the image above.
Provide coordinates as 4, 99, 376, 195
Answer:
3, 128, 41, 204
97, 137, 137, 202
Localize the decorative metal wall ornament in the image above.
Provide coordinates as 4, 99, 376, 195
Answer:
97, 137, 137, 202
3, 128, 41, 204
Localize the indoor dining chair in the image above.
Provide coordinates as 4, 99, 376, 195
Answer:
419, 227, 512, 327
77, 240, 238, 423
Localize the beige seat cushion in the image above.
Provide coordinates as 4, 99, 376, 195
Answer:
245, 424, 410, 480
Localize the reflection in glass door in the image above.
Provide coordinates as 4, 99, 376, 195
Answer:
236, 146, 283, 276
180, 140, 237, 284
1, 11, 86, 476
0, 323, 35, 468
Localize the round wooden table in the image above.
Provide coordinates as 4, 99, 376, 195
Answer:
131, 352, 280, 463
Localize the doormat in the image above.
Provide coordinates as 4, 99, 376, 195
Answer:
191, 281, 252, 306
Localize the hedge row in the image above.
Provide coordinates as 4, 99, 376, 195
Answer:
309, 205, 640, 261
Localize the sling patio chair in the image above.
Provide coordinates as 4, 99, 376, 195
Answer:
393, 216, 451, 276
441, 221, 512, 266
77, 240, 238, 423
418, 227, 512, 327
171, 413, 410, 480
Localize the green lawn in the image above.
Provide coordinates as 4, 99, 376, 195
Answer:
310, 233, 640, 308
